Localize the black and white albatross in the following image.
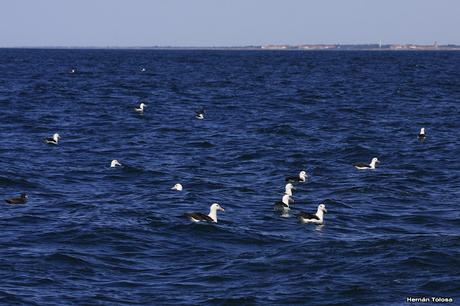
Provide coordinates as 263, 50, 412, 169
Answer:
185, 203, 225, 223
285, 171, 307, 183
274, 194, 293, 211
195, 108, 205, 120
418, 128, 426, 139
298, 204, 327, 224
44, 133, 60, 145
353, 157, 380, 170
134, 102, 147, 113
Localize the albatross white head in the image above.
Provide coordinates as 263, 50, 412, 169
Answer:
208, 203, 225, 222
284, 183, 295, 196
110, 160, 122, 168
171, 183, 183, 191
53, 133, 60, 142
369, 157, 380, 169
315, 204, 328, 222
299, 170, 307, 182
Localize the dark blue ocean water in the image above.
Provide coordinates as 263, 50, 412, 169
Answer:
0, 49, 459, 305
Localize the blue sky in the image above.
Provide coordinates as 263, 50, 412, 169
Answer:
1, 0, 459, 47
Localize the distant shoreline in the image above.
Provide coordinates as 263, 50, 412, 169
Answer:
2, 44, 460, 51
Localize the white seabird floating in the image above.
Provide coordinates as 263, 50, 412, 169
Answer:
185, 203, 225, 223
171, 183, 183, 191
110, 160, 122, 168
134, 102, 147, 113
285, 170, 308, 183
418, 127, 426, 139
195, 109, 205, 120
298, 204, 328, 224
353, 157, 380, 170
274, 193, 293, 211
44, 133, 60, 145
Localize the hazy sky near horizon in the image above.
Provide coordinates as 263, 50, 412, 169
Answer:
1, 0, 459, 47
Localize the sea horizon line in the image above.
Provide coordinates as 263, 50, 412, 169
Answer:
1, 43, 460, 51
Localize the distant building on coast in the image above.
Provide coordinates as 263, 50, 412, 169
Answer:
258, 41, 459, 51
390, 42, 441, 50
299, 44, 337, 50
261, 45, 289, 50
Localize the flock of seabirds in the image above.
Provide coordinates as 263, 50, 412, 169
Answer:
4, 68, 429, 226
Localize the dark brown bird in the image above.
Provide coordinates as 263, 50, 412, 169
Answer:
5, 193, 28, 204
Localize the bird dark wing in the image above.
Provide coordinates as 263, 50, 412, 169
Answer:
45, 138, 57, 144
5, 197, 26, 204
274, 201, 289, 207
285, 176, 299, 182
353, 162, 368, 168
185, 212, 213, 222
298, 212, 319, 220
273, 204, 283, 211
273, 202, 289, 211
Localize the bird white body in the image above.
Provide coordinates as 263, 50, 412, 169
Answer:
171, 183, 183, 191
196, 113, 204, 120
282, 194, 293, 207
